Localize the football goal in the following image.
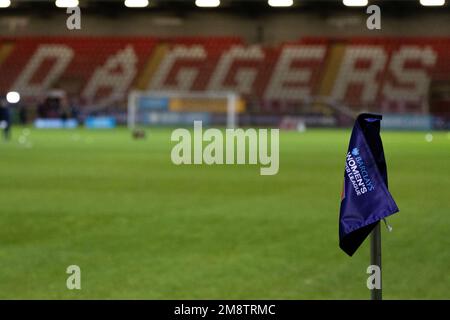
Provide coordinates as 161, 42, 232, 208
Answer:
127, 91, 245, 129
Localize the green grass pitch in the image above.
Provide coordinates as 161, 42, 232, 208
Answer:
0, 127, 449, 299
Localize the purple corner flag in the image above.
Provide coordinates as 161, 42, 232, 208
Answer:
339, 113, 399, 256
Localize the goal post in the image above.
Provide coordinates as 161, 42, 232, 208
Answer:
127, 90, 244, 129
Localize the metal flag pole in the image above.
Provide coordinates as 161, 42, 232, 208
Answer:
370, 222, 382, 300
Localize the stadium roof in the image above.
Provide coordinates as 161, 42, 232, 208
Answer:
0, 0, 448, 15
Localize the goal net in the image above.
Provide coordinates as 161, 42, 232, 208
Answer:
127, 91, 245, 129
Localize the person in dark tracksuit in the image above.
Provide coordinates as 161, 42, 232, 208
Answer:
0, 97, 11, 141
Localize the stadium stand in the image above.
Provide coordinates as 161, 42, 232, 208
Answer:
0, 36, 449, 124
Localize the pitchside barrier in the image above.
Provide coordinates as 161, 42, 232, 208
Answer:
380, 114, 434, 131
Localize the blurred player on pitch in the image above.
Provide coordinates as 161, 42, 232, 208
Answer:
0, 95, 11, 141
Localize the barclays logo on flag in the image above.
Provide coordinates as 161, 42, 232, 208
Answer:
345, 147, 375, 196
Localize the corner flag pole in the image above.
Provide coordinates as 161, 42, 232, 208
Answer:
339, 112, 397, 300
370, 222, 382, 300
